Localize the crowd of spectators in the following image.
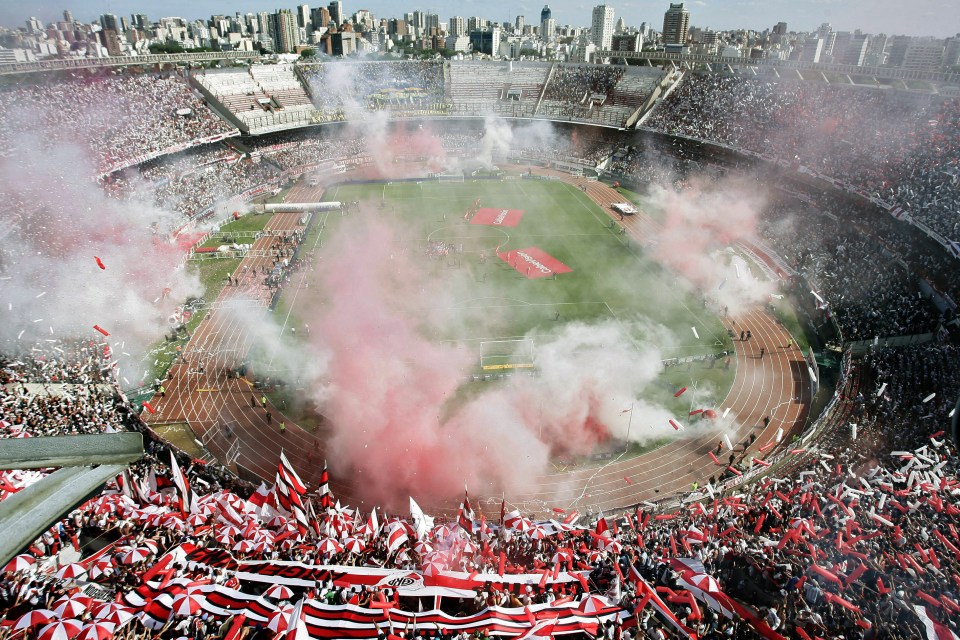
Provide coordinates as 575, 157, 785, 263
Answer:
644, 73, 960, 245
758, 196, 944, 342
858, 344, 960, 451
1, 357, 959, 640
258, 138, 366, 172
302, 61, 445, 114
0, 339, 129, 440
105, 147, 279, 219
1, 340, 113, 385
0, 70, 235, 174
544, 66, 625, 105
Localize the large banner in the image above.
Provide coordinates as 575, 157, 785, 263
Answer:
184, 546, 589, 591
123, 549, 615, 638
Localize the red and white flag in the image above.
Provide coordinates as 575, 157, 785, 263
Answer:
168, 451, 193, 515
629, 566, 697, 639
317, 461, 333, 509
279, 598, 309, 640
516, 617, 559, 640
359, 507, 380, 538
458, 486, 475, 534
409, 497, 433, 540
386, 521, 409, 553
914, 605, 960, 640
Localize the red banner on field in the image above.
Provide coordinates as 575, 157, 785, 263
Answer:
498, 247, 572, 279
471, 208, 525, 227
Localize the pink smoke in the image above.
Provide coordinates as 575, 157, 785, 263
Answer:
644, 174, 774, 311
303, 216, 548, 509
302, 214, 668, 511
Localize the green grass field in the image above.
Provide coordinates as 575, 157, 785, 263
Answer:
324, 179, 730, 353
270, 177, 736, 427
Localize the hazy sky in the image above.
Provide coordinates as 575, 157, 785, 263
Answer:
3, 0, 957, 38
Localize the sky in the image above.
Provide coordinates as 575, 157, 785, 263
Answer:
3, 0, 958, 39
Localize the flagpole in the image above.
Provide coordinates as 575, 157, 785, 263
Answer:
624, 402, 634, 452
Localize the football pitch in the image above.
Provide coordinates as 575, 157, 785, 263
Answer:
272, 176, 736, 420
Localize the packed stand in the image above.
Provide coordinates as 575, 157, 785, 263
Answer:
105, 145, 279, 219
858, 343, 960, 451
257, 138, 366, 172
0, 71, 236, 175
1, 400, 959, 640
645, 73, 960, 246
301, 61, 446, 115
0, 339, 130, 439
544, 66, 625, 105
758, 195, 944, 342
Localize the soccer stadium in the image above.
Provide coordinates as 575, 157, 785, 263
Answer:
1, 47, 959, 640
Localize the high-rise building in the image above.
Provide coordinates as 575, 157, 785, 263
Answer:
100, 14, 120, 31
902, 37, 944, 70
515, 15, 525, 32
449, 16, 466, 37
469, 25, 501, 54
944, 34, 960, 68
541, 18, 556, 41
540, 6, 553, 42
297, 5, 311, 30
615, 17, 625, 33
611, 32, 642, 52
63, 10, 73, 23
841, 35, 869, 66
661, 3, 689, 45
425, 13, 440, 34
412, 10, 426, 32
467, 16, 487, 31
270, 9, 301, 52
328, 1, 344, 28
773, 22, 787, 36
324, 30, 356, 54
98, 29, 122, 55
591, 5, 614, 50
311, 7, 330, 29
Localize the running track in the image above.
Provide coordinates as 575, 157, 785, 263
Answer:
145, 170, 809, 517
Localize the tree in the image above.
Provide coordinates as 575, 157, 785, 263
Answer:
148, 41, 185, 54
299, 48, 317, 59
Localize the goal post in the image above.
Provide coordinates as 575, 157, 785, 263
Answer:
479, 338, 535, 371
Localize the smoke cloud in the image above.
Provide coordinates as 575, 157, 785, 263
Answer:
295, 211, 711, 509
0, 134, 200, 379
644, 174, 776, 313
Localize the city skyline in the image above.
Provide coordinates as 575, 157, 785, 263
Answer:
1, 0, 957, 39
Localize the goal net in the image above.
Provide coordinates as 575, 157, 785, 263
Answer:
479, 338, 535, 371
